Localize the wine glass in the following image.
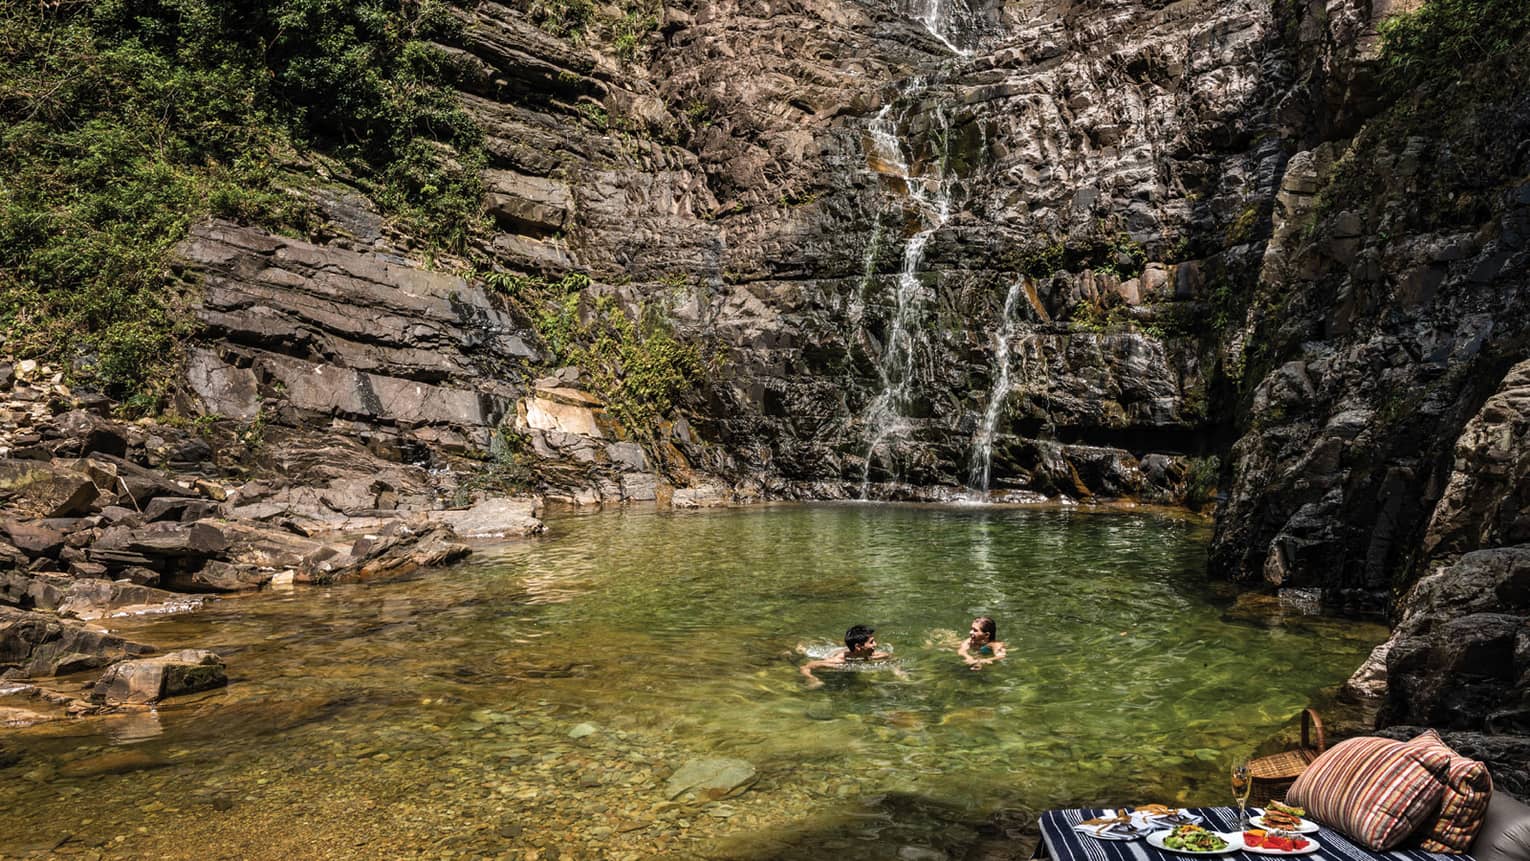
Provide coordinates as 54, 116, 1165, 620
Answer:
1231, 761, 1253, 831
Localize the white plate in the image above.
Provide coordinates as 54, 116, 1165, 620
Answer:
1250, 815, 1320, 835
1146, 830, 1243, 855
1243, 836, 1322, 855
1076, 823, 1146, 841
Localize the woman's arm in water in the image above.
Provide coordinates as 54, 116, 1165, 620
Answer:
966, 641, 1007, 670
957, 639, 978, 665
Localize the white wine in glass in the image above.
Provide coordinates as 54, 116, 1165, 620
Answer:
1231, 762, 1253, 829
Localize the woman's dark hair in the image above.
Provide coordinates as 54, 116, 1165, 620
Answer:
974, 616, 996, 639
844, 625, 875, 650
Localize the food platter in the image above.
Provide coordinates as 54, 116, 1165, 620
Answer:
1147, 830, 1243, 855
1250, 815, 1320, 834
1243, 834, 1322, 856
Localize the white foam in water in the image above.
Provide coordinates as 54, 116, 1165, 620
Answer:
109, 598, 205, 618
799, 642, 898, 672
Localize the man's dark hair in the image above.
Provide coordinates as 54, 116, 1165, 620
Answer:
974, 616, 996, 639
844, 625, 875, 650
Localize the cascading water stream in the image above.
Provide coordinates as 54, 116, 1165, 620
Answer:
859, 95, 957, 496
967, 276, 1026, 492
912, 0, 971, 56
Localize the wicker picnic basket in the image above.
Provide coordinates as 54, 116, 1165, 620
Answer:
1248, 708, 1326, 806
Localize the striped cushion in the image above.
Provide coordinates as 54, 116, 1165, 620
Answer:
1286, 735, 1449, 850
1404, 729, 1494, 853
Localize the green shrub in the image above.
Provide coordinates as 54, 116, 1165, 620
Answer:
1183, 456, 1221, 512
536, 291, 705, 436
1378, 0, 1530, 91
529, 0, 596, 39
0, 0, 485, 410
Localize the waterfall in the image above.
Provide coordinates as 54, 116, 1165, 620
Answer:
859, 94, 957, 497
967, 276, 1026, 492
911, 0, 972, 56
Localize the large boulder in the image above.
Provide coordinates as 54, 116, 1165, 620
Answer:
427, 497, 543, 539
311, 523, 470, 584
1422, 360, 1530, 558
0, 606, 152, 678
1382, 547, 1530, 731
1379, 362, 1530, 736
0, 460, 99, 518
55, 579, 191, 620
91, 649, 227, 705
1, 519, 65, 558
162, 560, 273, 593
44, 410, 129, 458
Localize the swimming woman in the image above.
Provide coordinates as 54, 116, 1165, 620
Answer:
958, 616, 1006, 670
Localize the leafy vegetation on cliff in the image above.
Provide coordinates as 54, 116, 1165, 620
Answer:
1377, 0, 1530, 91
0, 0, 483, 410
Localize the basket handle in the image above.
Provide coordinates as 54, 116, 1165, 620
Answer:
1302, 708, 1326, 753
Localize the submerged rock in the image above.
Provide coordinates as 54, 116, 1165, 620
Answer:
0, 706, 58, 727
664, 758, 756, 800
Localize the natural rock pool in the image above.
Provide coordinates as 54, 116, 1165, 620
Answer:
1, 504, 1386, 860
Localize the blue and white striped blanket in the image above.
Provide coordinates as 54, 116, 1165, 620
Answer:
1040, 808, 1469, 861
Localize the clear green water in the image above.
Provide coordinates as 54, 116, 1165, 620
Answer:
0, 504, 1385, 860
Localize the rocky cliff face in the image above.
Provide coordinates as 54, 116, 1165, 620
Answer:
163, 0, 1529, 747
185, 0, 1295, 503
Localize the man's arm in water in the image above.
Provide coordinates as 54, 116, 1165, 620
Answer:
799, 649, 846, 687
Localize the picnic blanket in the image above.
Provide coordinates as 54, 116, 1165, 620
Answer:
1040, 807, 1469, 861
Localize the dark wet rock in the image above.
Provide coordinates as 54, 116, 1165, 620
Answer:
1381, 548, 1530, 731
0, 460, 98, 518
310, 523, 469, 584
98, 505, 145, 527
1365, 361, 1530, 741
116, 566, 160, 587
0, 539, 26, 570
0, 569, 69, 612
44, 410, 129, 458
68, 561, 109, 579
91, 649, 227, 705
142, 496, 220, 523
93, 521, 230, 559
77, 454, 190, 508
163, 559, 272, 593
1, 520, 65, 558
0, 606, 152, 678
1421, 361, 1530, 560
663, 758, 756, 801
